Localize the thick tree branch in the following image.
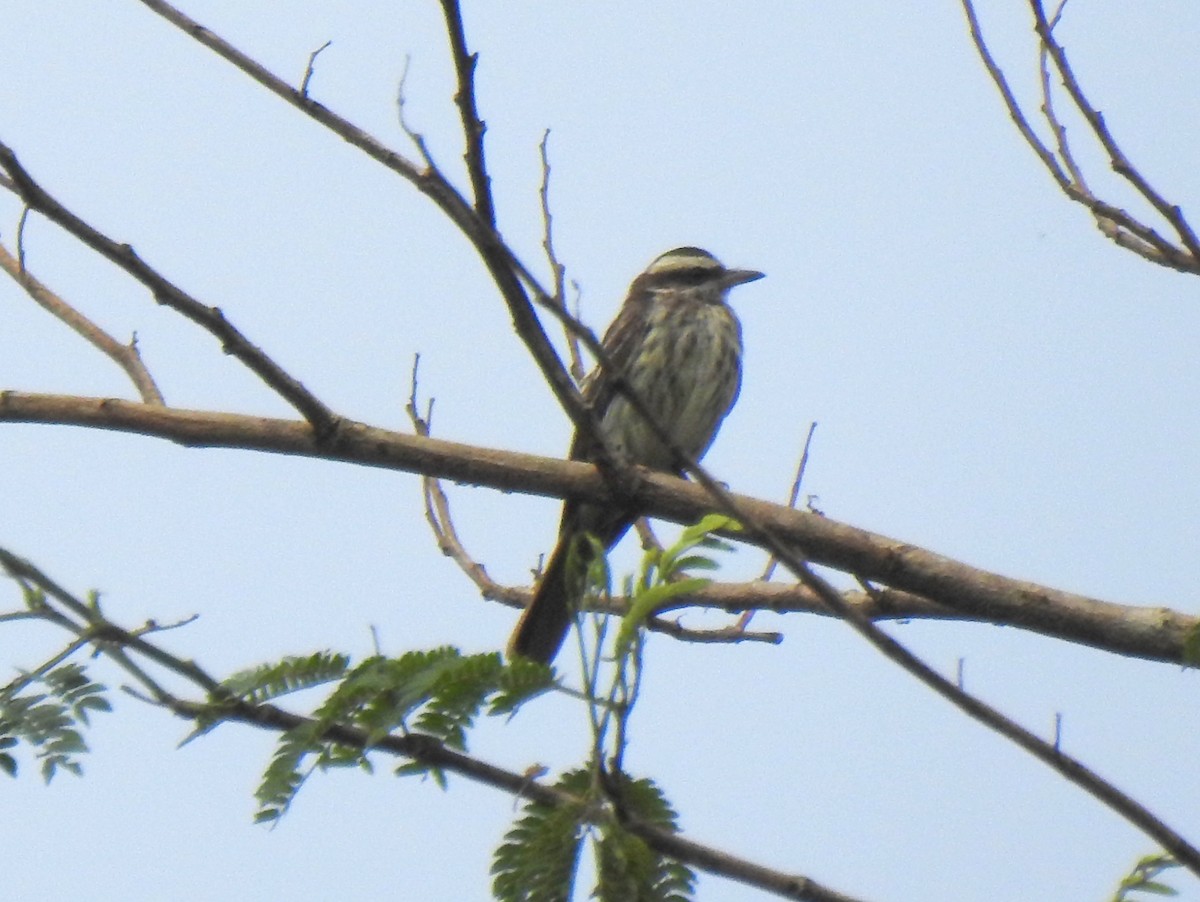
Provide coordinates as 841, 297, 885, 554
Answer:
1, 390, 1194, 669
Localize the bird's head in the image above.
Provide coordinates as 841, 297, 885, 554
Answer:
640, 246, 764, 297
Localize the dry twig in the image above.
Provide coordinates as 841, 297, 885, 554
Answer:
0, 242, 163, 404
961, 0, 1199, 273
0, 143, 336, 430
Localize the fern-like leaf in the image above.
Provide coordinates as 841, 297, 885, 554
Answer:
491, 657, 556, 716
223, 651, 350, 704
597, 774, 694, 902
492, 769, 591, 902
252, 648, 518, 819
0, 663, 109, 782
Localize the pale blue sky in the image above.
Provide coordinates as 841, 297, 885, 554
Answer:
2, 2, 1199, 900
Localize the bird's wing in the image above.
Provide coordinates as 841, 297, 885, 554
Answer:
567, 296, 650, 461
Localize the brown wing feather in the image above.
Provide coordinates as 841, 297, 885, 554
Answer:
567, 286, 653, 462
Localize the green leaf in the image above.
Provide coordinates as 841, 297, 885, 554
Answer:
490, 658, 556, 716
680, 513, 740, 541
250, 648, 517, 821
492, 769, 591, 902
663, 554, 721, 574
222, 651, 350, 704
595, 775, 694, 902
616, 578, 710, 657
394, 760, 448, 789
1131, 881, 1178, 896
1112, 853, 1181, 901
253, 722, 322, 822
0, 662, 110, 782
596, 828, 657, 901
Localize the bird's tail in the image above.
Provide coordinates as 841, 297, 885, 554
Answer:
507, 532, 593, 665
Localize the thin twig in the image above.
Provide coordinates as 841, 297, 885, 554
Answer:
300, 40, 331, 98
537, 131, 583, 381
1037, 1, 1087, 191
0, 634, 91, 697
758, 421, 817, 583
438, 0, 494, 227
644, 614, 781, 647
0, 242, 164, 404
16, 205, 30, 270
396, 55, 437, 170
632, 518, 663, 557
1030, 0, 1200, 263
0, 142, 337, 433
405, 354, 504, 597
960, 0, 1070, 189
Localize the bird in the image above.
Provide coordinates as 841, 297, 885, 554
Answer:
508, 246, 764, 664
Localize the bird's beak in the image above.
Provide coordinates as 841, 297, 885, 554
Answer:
723, 268, 765, 288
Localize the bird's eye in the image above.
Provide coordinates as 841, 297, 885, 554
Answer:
659, 267, 716, 287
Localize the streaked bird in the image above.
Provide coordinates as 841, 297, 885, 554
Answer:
508, 247, 763, 664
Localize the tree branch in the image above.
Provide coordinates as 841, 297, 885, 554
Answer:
960, 0, 1199, 274
1028, 0, 1200, 263
438, 0, 494, 228
1, 390, 1194, 669
0, 143, 334, 429
10, 2, 1195, 876
0, 241, 164, 404
133, 0, 592, 454
0, 548, 864, 902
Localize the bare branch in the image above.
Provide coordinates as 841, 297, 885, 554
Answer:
961, 0, 1070, 189
0, 242, 164, 404
405, 354, 506, 597
396, 55, 438, 170
1037, 2, 1087, 191
1029, 0, 1200, 262
758, 421, 817, 583
16, 205, 30, 269
438, 0, 494, 227
133, 0, 599, 488
0, 142, 336, 431
13, 2, 1197, 867
537, 131, 583, 381
641, 613, 781, 647
1, 390, 1195, 669
962, 0, 1200, 274
299, 40, 331, 98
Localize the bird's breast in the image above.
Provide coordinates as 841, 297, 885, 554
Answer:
598, 301, 742, 471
